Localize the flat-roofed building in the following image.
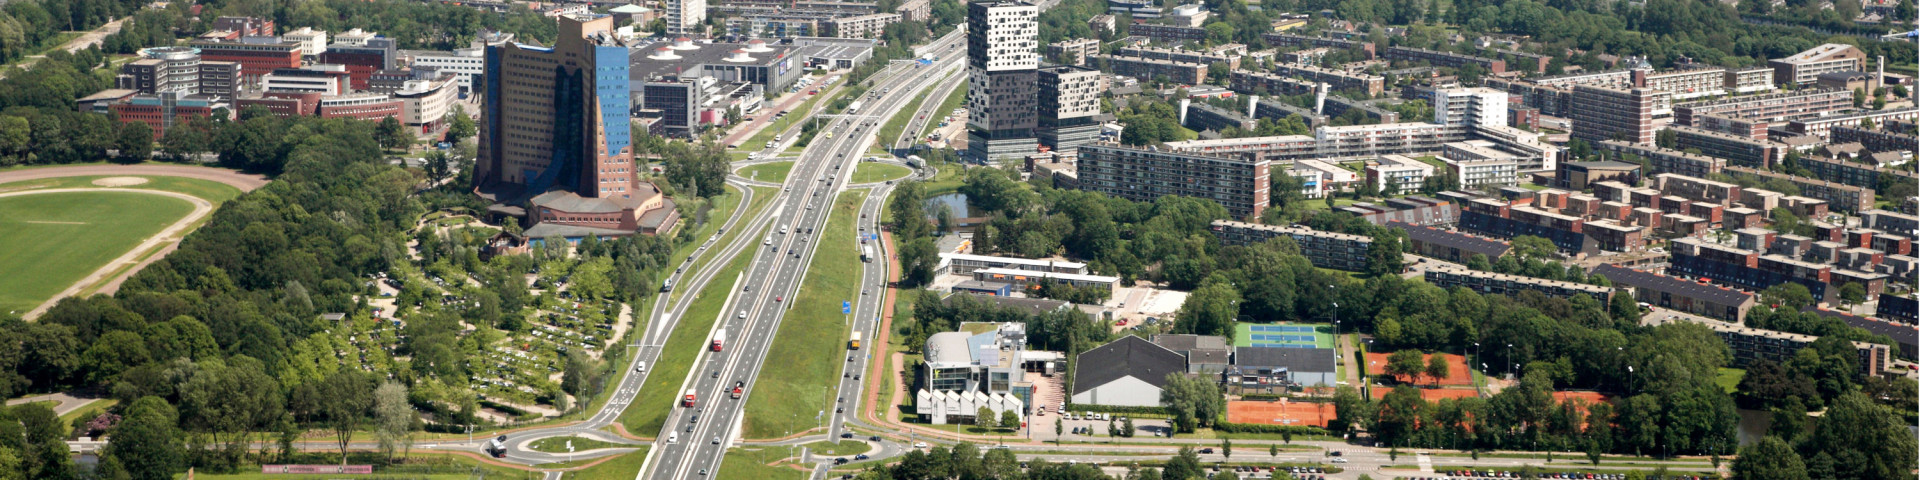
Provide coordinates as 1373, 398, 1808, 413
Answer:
1077, 142, 1270, 218
1393, 221, 1511, 262
1286, 159, 1358, 198
1599, 141, 1726, 178
1261, 32, 1375, 59
1670, 125, 1786, 169
1785, 107, 1920, 139
1114, 45, 1239, 70
1726, 66, 1776, 94
1770, 43, 1866, 86
937, 252, 1088, 276
1209, 220, 1373, 271
1425, 264, 1614, 301
1594, 264, 1756, 322
1673, 88, 1852, 126
1570, 85, 1658, 145
1384, 46, 1504, 74
1554, 160, 1640, 190
974, 268, 1119, 295
1441, 143, 1520, 188
1037, 65, 1104, 153
1046, 38, 1099, 65
1725, 165, 1875, 213
1366, 154, 1434, 194
1639, 66, 1728, 100
1647, 313, 1890, 376
1272, 63, 1384, 96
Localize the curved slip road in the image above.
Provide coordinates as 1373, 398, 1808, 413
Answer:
2, 188, 213, 319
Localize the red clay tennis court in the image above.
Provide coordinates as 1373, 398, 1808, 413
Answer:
1363, 352, 1475, 386
1369, 387, 1481, 400
1227, 400, 1335, 427
1552, 391, 1610, 405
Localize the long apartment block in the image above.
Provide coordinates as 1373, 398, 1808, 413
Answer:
1077, 143, 1271, 219
1670, 125, 1786, 169
1230, 70, 1316, 95
1770, 43, 1865, 86
1262, 33, 1375, 59
1598, 141, 1726, 178
1646, 314, 1889, 376
1095, 54, 1207, 86
1724, 165, 1875, 212
1424, 264, 1614, 301
1209, 220, 1373, 271
1113, 45, 1239, 69
1793, 155, 1919, 193
1384, 46, 1505, 74
1830, 126, 1920, 154
1672, 88, 1852, 126
1269, 64, 1384, 96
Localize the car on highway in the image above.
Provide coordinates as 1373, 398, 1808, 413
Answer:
712, 436, 721, 444
699, 468, 708, 476
776, 295, 783, 302
737, 310, 747, 319
711, 370, 719, 378
855, 454, 869, 460
869, 436, 880, 442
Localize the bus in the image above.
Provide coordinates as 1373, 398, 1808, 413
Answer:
849, 331, 862, 350
861, 245, 874, 262
486, 436, 508, 458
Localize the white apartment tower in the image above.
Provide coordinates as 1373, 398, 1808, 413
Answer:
1434, 87, 1509, 129
668, 0, 708, 36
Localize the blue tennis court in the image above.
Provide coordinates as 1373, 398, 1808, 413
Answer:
1235, 323, 1335, 348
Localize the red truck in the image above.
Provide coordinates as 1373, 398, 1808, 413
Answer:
682, 389, 696, 407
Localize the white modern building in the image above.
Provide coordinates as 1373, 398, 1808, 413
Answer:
966, 0, 1041, 161
281, 27, 327, 58
915, 390, 1025, 425
937, 252, 1089, 276
1367, 154, 1435, 194
1434, 87, 1509, 129
395, 73, 459, 133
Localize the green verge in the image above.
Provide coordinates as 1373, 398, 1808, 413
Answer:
743, 85, 838, 149
0, 192, 196, 314
526, 435, 625, 453
558, 449, 650, 480
850, 163, 912, 184
617, 224, 765, 437
738, 162, 795, 184
1715, 367, 1744, 394
57, 399, 118, 425
675, 186, 779, 305
920, 81, 968, 140
716, 447, 811, 480
741, 190, 867, 439
874, 70, 954, 153
801, 440, 871, 456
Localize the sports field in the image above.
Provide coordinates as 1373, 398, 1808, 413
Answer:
0, 192, 194, 315
1233, 323, 1335, 348
1363, 352, 1474, 387
1227, 399, 1335, 427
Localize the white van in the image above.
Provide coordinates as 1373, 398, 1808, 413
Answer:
668, 432, 678, 443
780, 224, 789, 234
635, 361, 648, 373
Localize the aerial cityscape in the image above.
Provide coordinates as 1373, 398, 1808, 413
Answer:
0, 0, 1913, 479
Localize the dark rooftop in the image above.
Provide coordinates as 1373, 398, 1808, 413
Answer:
1391, 221, 1513, 259
1232, 346, 1336, 373
943, 292, 1074, 314
1072, 336, 1187, 395
1591, 265, 1756, 306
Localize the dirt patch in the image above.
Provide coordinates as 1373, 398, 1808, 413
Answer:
1227, 399, 1335, 427
90, 177, 150, 187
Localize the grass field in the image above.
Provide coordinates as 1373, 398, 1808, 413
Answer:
618, 226, 764, 437
527, 436, 624, 453
0, 175, 246, 204
561, 449, 649, 480
1716, 367, 1744, 393
739, 162, 795, 184
716, 447, 810, 480
172, 453, 540, 480
58, 399, 118, 425
741, 191, 866, 439
0, 192, 196, 315
851, 163, 912, 184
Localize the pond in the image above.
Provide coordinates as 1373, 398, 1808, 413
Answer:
925, 192, 970, 218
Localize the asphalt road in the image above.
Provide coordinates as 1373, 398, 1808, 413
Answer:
642, 31, 967, 480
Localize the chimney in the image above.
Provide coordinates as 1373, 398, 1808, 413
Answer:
1179, 98, 1191, 126
1247, 95, 1259, 118
1313, 83, 1328, 116
1877, 56, 1885, 91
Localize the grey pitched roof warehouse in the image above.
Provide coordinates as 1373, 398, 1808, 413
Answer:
1072, 336, 1187, 396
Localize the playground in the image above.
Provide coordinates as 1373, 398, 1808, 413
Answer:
1233, 323, 1336, 349
1226, 399, 1335, 427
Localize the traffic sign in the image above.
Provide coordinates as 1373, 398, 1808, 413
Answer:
842, 301, 852, 314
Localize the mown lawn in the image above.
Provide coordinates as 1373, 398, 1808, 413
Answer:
0, 192, 195, 314
739, 162, 795, 184
740, 191, 867, 439
851, 163, 912, 184
715, 447, 810, 480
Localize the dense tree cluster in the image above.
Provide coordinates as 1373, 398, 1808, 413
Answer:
0, 0, 143, 64
904, 292, 1114, 356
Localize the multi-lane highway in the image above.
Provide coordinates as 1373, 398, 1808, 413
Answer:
642, 30, 966, 480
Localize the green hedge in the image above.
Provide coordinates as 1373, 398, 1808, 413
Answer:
1212, 421, 1330, 436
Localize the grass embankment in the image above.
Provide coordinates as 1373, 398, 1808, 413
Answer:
527, 436, 625, 453
552, 449, 649, 480
0, 192, 195, 314
172, 453, 537, 480
851, 163, 912, 184
739, 162, 795, 184
919, 81, 968, 139
58, 399, 118, 425
874, 70, 954, 153
1715, 367, 1744, 393
674, 186, 778, 306
743, 81, 840, 149
740, 191, 867, 439
716, 447, 811, 480
617, 228, 764, 437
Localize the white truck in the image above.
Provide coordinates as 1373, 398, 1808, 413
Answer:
711, 329, 726, 351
